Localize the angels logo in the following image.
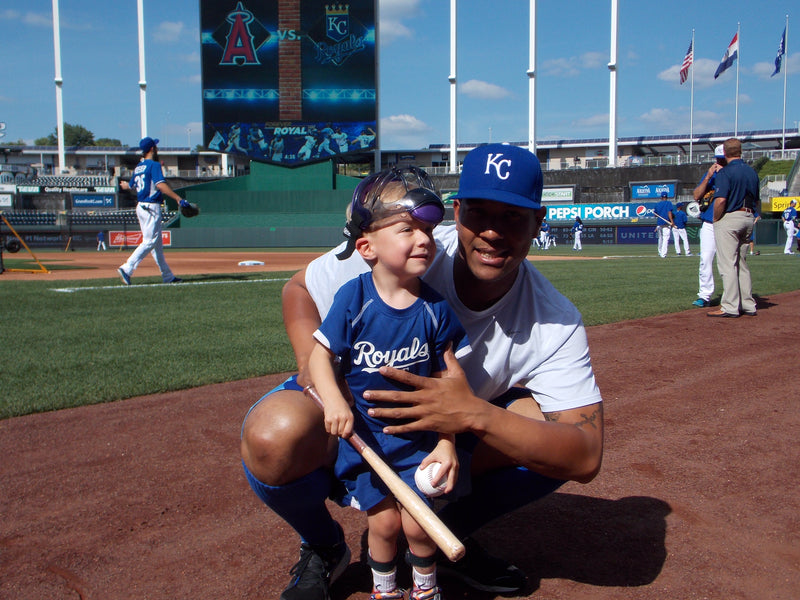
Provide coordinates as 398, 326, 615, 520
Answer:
216, 2, 270, 66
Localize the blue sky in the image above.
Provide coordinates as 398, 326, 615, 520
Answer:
0, 1, 797, 150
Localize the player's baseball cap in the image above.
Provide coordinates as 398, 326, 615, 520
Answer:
139, 137, 159, 153
661, 191, 668, 198
714, 144, 725, 158
451, 143, 543, 210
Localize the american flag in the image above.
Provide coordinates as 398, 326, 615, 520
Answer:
679, 40, 693, 85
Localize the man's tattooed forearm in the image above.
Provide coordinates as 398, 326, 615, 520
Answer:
544, 406, 601, 430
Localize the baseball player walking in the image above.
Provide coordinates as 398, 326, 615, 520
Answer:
117, 137, 183, 285
782, 199, 797, 254
654, 192, 674, 258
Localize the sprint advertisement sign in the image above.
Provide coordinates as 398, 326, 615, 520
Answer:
546, 202, 661, 222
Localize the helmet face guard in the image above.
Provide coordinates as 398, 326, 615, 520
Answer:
337, 166, 445, 259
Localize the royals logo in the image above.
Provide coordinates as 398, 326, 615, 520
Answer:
326, 4, 350, 43
310, 3, 365, 67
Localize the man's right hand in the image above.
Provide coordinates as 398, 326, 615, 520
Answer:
364, 347, 489, 436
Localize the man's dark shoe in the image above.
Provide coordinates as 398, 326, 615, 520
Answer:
437, 538, 526, 593
280, 537, 351, 600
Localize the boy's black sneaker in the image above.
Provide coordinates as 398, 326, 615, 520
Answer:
437, 537, 527, 593
280, 536, 351, 600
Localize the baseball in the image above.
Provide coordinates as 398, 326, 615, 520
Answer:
414, 462, 447, 497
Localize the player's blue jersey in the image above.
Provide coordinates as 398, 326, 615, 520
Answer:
540, 222, 550, 233
783, 207, 797, 221
674, 210, 688, 229
654, 200, 674, 223
129, 159, 165, 204
571, 221, 583, 233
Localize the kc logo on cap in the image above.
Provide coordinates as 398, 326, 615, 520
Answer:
452, 143, 543, 210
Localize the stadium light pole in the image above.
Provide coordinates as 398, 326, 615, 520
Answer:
527, 0, 536, 155
51, 0, 66, 174
607, 0, 619, 168
448, 0, 457, 174
137, 0, 148, 139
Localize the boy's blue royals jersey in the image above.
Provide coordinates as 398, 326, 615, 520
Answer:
129, 159, 166, 204
315, 271, 469, 435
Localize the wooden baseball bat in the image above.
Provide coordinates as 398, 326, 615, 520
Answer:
304, 385, 466, 562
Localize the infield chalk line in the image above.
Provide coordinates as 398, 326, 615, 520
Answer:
50, 277, 289, 293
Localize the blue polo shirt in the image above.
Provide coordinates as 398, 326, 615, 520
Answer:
714, 159, 759, 213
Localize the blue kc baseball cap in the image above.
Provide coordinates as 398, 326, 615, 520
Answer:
139, 137, 159, 153
451, 143, 543, 209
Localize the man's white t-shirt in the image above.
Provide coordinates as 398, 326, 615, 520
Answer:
305, 224, 602, 413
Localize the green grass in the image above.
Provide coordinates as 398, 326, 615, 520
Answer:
1, 245, 798, 419
0, 272, 295, 419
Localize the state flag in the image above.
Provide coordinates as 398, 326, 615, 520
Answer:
714, 33, 739, 79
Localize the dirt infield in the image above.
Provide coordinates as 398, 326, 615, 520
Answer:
0, 249, 594, 281
1, 254, 798, 599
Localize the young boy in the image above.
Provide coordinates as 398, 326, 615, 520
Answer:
308, 167, 469, 600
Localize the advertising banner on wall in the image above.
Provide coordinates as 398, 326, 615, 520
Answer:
200, 0, 377, 167
546, 202, 663, 222
630, 182, 677, 200
109, 231, 172, 247
72, 194, 115, 209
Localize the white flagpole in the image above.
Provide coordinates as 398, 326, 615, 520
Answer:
690, 29, 695, 163
734, 22, 740, 137
781, 15, 789, 158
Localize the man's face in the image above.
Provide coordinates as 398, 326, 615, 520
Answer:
454, 198, 543, 285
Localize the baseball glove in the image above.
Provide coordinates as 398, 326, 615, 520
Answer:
698, 190, 714, 212
179, 199, 200, 218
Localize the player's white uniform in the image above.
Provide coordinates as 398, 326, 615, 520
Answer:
571, 222, 583, 251
331, 131, 348, 153
306, 225, 602, 412
298, 135, 317, 160
119, 159, 176, 282
782, 206, 797, 254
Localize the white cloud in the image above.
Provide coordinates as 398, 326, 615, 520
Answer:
379, 0, 422, 45
637, 107, 726, 134
380, 113, 432, 148
460, 79, 512, 100
572, 113, 609, 129
382, 113, 430, 134
541, 57, 581, 78
22, 12, 51, 27
154, 21, 184, 43
580, 51, 606, 69
657, 57, 719, 90
752, 52, 800, 78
